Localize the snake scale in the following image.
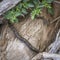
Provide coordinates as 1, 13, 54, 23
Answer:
8, 22, 40, 53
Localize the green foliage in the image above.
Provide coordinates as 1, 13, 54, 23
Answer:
4, 0, 54, 23
31, 8, 41, 20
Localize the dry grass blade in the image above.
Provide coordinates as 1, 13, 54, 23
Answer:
50, 16, 60, 24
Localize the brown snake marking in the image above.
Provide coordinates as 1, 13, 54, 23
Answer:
0, 15, 54, 54
0, 17, 39, 60
0, 15, 59, 55
8, 22, 40, 53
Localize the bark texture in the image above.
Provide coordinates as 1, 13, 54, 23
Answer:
0, 0, 21, 15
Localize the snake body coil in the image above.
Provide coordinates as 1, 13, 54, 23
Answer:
8, 22, 40, 53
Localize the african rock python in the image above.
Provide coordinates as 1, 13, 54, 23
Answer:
0, 22, 39, 60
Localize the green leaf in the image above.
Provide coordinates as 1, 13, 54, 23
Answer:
46, 0, 54, 3
15, 12, 21, 16
27, 3, 34, 7
31, 10, 36, 20
48, 8, 54, 15
14, 18, 18, 23
31, 15, 35, 20
31, 8, 41, 20
22, 8, 28, 14
39, 4, 44, 8
23, 0, 29, 2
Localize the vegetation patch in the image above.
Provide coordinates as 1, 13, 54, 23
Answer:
4, 0, 54, 23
